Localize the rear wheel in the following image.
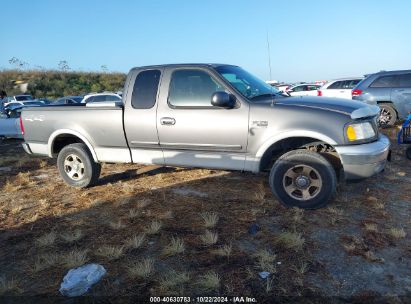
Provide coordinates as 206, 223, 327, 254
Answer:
57, 143, 101, 188
378, 103, 397, 127
269, 150, 337, 209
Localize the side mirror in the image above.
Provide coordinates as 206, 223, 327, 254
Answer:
211, 91, 236, 109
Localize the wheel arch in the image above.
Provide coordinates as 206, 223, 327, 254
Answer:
48, 129, 98, 162
255, 131, 340, 172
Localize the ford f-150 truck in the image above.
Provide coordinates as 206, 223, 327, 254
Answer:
20, 64, 391, 209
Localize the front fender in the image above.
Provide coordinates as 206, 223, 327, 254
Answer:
245, 130, 338, 173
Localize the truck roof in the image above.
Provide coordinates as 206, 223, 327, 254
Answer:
130, 63, 238, 71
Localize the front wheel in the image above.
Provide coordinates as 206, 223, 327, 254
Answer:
57, 143, 101, 188
378, 103, 397, 127
269, 150, 337, 209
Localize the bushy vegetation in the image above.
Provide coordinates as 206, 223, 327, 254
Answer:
0, 69, 126, 99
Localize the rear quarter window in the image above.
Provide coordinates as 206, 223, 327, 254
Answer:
131, 69, 161, 109
370, 75, 399, 88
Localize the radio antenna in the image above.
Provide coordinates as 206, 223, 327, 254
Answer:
266, 30, 275, 106
266, 30, 272, 81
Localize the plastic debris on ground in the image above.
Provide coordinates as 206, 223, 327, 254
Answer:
258, 271, 271, 279
59, 264, 106, 297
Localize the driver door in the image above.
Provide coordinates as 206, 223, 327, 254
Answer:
156, 67, 249, 170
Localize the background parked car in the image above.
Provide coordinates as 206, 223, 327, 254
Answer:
5, 100, 45, 110
352, 70, 411, 126
81, 92, 122, 103
275, 83, 292, 92
287, 84, 321, 96
34, 97, 54, 104
53, 96, 83, 105
4, 94, 34, 106
0, 107, 23, 139
318, 77, 363, 99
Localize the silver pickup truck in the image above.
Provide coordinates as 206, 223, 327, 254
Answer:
21, 64, 390, 209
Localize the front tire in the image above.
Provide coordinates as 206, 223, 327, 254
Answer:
378, 103, 397, 127
269, 150, 337, 209
57, 143, 101, 188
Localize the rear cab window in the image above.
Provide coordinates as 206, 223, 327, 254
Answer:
131, 69, 161, 109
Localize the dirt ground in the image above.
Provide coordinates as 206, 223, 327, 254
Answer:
0, 128, 410, 303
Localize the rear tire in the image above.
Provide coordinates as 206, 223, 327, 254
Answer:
378, 103, 397, 127
57, 143, 101, 188
269, 150, 337, 209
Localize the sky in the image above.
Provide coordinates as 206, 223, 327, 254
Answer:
1, 0, 410, 82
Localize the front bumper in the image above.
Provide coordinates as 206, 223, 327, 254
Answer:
335, 135, 391, 180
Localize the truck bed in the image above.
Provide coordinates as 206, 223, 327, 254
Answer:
21, 104, 132, 163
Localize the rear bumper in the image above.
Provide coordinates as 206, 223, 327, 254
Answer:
22, 142, 33, 154
335, 135, 391, 180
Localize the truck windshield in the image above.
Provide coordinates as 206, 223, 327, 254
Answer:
215, 66, 281, 100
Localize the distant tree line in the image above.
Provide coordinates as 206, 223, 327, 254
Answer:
0, 69, 126, 99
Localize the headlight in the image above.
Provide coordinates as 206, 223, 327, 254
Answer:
346, 122, 376, 142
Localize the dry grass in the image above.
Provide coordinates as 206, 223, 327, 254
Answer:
212, 244, 232, 260
254, 249, 277, 273
364, 251, 385, 263
109, 219, 126, 230
200, 212, 219, 228
38, 199, 49, 208
200, 230, 218, 246
96, 245, 125, 260
16, 172, 31, 184
291, 208, 304, 223
276, 231, 305, 251
388, 227, 406, 239
292, 261, 309, 275
61, 229, 83, 243
265, 277, 275, 293
162, 237, 185, 256
3, 181, 21, 193
0, 275, 19, 295
127, 258, 154, 279
198, 271, 220, 291
127, 208, 140, 219
145, 220, 162, 235
254, 183, 266, 203
32, 253, 60, 272
159, 270, 190, 292
136, 199, 150, 209
364, 223, 378, 233
39, 159, 48, 168
35, 231, 57, 247
126, 234, 146, 250
10, 204, 22, 215
62, 249, 89, 268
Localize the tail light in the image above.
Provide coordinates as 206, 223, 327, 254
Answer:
19, 116, 25, 135
317, 90, 322, 96
352, 89, 363, 97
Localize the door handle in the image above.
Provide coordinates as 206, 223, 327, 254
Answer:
160, 117, 176, 125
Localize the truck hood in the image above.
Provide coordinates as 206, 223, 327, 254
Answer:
258, 96, 380, 120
